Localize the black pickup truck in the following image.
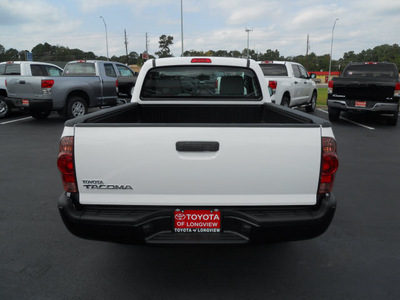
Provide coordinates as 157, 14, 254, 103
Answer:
327, 62, 400, 126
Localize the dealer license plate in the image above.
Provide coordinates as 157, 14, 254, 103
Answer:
174, 209, 221, 233
355, 101, 366, 108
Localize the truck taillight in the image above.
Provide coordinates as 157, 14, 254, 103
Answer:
268, 80, 277, 96
319, 137, 339, 194
57, 136, 78, 193
41, 79, 54, 89
268, 80, 277, 90
327, 80, 334, 94
394, 82, 400, 97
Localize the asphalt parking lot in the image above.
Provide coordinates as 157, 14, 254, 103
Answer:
1, 108, 399, 299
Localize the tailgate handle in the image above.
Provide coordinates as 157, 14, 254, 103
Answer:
176, 141, 219, 152
19, 80, 26, 84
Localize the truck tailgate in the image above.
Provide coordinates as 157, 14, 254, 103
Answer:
74, 126, 322, 206
6, 77, 43, 99
333, 79, 395, 101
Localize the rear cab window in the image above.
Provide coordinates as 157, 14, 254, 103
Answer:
2, 63, 21, 75
64, 62, 96, 76
0, 64, 5, 75
259, 64, 288, 76
140, 66, 263, 100
343, 64, 399, 78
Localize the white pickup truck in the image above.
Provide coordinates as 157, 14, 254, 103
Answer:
258, 61, 318, 112
57, 57, 339, 245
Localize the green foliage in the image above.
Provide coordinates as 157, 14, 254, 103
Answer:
0, 44, 5, 55
155, 35, 174, 58
183, 49, 242, 57
258, 49, 283, 61
181, 44, 400, 71
2, 41, 400, 71
0, 45, 24, 61
317, 88, 327, 105
0, 42, 142, 65
31, 43, 98, 62
110, 51, 140, 65
337, 44, 400, 70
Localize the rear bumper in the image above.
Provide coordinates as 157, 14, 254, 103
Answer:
58, 193, 336, 245
327, 99, 399, 113
101, 97, 118, 107
7, 97, 53, 111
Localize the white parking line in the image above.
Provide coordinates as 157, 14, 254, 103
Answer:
0, 116, 32, 125
317, 109, 375, 130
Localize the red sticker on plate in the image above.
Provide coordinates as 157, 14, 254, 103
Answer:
174, 210, 221, 233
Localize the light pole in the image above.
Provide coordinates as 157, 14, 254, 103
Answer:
328, 18, 339, 82
100, 16, 109, 61
245, 28, 253, 59
181, 0, 184, 56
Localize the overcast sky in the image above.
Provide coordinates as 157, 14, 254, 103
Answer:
1, 0, 399, 60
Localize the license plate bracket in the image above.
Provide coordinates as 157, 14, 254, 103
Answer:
174, 209, 221, 233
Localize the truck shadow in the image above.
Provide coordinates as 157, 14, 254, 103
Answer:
96, 241, 332, 298
337, 111, 399, 128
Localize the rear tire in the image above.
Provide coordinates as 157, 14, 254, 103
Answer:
281, 95, 290, 107
305, 91, 317, 112
0, 96, 10, 118
66, 96, 88, 119
328, 107, 341, 122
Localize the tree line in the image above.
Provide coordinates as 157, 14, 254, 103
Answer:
0, 43, 144, 67
183, 44, 400, 72
1, 37, 400, 71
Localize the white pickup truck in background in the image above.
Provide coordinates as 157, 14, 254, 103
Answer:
0, 61, 63, 118
57, 57, 339, 245
258, 60, 318, 112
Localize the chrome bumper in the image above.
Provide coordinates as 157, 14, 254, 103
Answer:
327, 100, 399, 112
